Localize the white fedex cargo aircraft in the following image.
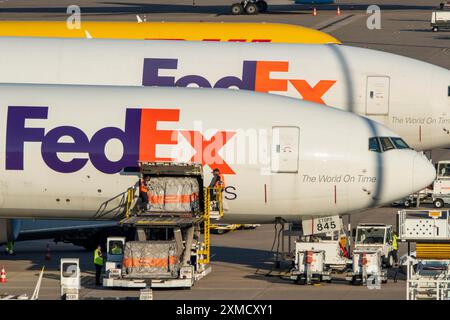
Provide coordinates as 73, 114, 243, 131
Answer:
0, 84, 435, 244
0, 38, 448, 150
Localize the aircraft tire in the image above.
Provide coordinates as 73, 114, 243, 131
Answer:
245, 3, 259, 15
231, 3, 244, 15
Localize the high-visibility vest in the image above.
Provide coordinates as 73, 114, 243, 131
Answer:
94, 248, 104, 266
392, 234, 398, 250
215, 174, 225, 188
111, 247, 122, 255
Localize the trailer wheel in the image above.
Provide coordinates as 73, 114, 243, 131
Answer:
230, 3, 243, 15
256, 0, 268, 12
432, 26, 439, 32
434, 198, 445, 208
245, 3, 259, 15
386, 253, 394, 268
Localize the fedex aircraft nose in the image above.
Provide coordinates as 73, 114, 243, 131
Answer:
413, 153, 436, 192
363, 135, 436, 208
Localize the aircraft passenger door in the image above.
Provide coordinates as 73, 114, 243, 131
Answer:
271, 126, 300, 173
365, 76, 390, 115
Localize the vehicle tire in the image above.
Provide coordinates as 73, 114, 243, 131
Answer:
434, 198, 445, 208
386, 253, 394, 268
256, 0, 268, 12
298, 277, 306, 285
404, 199, 411, 208
230, 3, 243, 15
432, 26, 439, 32
245, 3, 259, 15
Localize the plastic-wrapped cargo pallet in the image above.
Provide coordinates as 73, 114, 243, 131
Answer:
122, 241, 181, 278
147, 177, 200, 212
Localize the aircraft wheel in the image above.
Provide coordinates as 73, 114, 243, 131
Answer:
245, 3, 259, 15
434, 198, 445, 208
230, 3, 244, 15
257, 0, 268, 12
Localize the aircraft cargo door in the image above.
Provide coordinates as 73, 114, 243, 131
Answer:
366, 76, 390, 115
271, 126, 300, 173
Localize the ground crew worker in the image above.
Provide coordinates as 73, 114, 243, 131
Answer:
392, 231, 398, 264
140, 175, 151, 211
111, 243, 122, 255
209, 168, 225, 199
94, 245, 104, 286
209, 169, 225, 210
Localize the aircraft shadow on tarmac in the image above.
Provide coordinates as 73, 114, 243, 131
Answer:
0, 2, 440, 17
210, 246, 407, 284
211, 246, 274, 270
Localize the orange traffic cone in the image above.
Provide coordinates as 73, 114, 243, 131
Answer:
45, 244, 51, 261
313, 7, 317, 16
0, 266, 6, 283
336, 6, 341, 16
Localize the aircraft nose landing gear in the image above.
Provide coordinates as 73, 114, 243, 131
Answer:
230, 1, 268, 15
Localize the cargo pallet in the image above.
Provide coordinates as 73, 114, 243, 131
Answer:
103, 162, 222, 289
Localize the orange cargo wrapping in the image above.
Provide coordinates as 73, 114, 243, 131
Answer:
123, 256, 178, 268
146, 177, 200, 212
122, 241, 181, 278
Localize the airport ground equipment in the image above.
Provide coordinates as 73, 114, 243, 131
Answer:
406, 257, 450, 300
398, 209, 450, 299
393, 188, 432, 208
354, 223, 395, 267
345, 249, 388, 285
60, 259, 80, 300
210, 223, 240, 234
294, 239, 350, 272
440, 1, 450, 10
432, 8, 450, 31
230, 0, 268, 15
398, 210, 450, 244
290, 247, 331, 285
103, 162, 222, 289
432, 161, 450, 208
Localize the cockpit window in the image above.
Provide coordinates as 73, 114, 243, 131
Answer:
369, 137, 381, 152
391, 137, 410, 149
379, 137, 395, 152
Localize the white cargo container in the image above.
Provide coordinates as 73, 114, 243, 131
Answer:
431, 10, 450, 31
346, 249, 388, 285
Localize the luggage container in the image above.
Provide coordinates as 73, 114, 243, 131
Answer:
346, 249, 388, 285
290, 247, 331, 285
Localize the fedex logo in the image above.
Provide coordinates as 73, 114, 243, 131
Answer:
5, 107, 235, 174
142, 58, 336, 104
